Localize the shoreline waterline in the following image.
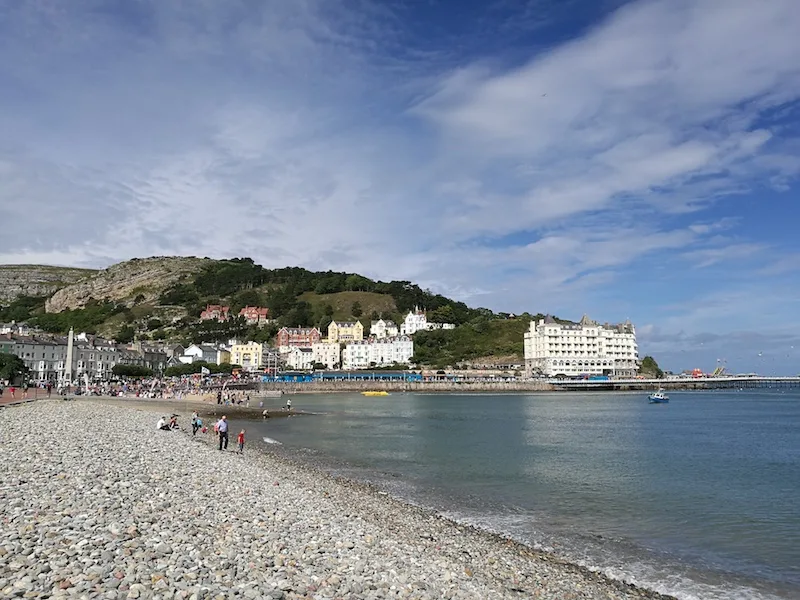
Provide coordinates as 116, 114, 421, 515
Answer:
1, 398, 674, 599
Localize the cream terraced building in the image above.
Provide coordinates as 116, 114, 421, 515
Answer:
524, 315, 639, 378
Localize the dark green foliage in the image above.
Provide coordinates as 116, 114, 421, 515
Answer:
281, 301, 313, 327
33, 301, 124, 334
410, 315, 536, 367
193, 258, 266, 297
351, 301, 363, 317
159, 284, 199, 306
231, 289, 263, 313
0, 295, 47, 323
183, 316, 250, 344
116, 325, 136, 343
147, 319, 163, 330
112, 364, 153, 377
0, 353, 28, 382
639, 355, 664, 378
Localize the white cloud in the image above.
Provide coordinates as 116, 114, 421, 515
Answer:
415, 0, 800, 234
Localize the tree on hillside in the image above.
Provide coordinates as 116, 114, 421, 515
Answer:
345, 274, 374, 292
430, 304, 456, 324
639, 356, 664, 378
231, 289, 263, 313
351, 301, 363, 317
0, 353, 28, 383
116, 325, 136, 344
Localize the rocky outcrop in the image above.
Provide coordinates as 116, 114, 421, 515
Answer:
44, 256, 212, 313
0, 265, 97, 305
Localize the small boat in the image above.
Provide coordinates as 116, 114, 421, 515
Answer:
648, 388, 669, 403
362, 391, 389, 397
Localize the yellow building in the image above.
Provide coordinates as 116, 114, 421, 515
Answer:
230, 342, 264, 371
327, 320, 364, 343
217, 348, 231, 365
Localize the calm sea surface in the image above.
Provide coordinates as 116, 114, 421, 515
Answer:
237, 390, 800, 599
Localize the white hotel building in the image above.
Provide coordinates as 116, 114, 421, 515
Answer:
524, 315, 639, 378
342, 335, 414, 370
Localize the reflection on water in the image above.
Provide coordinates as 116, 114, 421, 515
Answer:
240, 391, 800, 599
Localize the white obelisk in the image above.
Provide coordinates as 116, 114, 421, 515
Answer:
64, 327, 74, 389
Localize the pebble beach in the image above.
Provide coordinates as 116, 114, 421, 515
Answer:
0, 400, 674, 600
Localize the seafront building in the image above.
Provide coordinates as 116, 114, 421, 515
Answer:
179, 344, 231, 365
276, 327, 322, 353
2, 332, 171, 381
285, 346, 314, 370
523, 315, 639, 378
341, 335, 414, 369
312, 341, 341, 369
230, 341, 268, 371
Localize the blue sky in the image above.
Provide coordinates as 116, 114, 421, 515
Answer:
1, 0, 800, 375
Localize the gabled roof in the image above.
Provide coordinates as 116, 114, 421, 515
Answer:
543, 315, 557, 324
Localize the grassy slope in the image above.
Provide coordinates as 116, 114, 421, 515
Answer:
299, 291, 398, 321
413, 318, 529, 366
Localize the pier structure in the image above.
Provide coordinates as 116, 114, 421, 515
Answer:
548, 376, 800, 391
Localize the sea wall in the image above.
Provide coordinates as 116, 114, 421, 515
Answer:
260, 380, 555, 394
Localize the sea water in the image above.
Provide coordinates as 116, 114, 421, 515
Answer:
242, 391, 800, 599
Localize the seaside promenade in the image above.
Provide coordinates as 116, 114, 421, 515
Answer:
0, 398, 673, 600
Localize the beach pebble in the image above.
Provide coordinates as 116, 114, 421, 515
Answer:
0, 400, 671, 600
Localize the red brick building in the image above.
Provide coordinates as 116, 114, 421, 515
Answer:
200, 304, 230, 322
239, 306, 270, 325
276, 327, 321, 350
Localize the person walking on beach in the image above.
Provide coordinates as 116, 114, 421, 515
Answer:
217, 415, 229, 451
236, 429, 245, 454
286, 397, 292, 411
191, 411, 200, 436
9, 386, 15, 398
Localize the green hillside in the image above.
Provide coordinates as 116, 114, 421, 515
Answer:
299, 291, 399, 322
0, 257, 557, 367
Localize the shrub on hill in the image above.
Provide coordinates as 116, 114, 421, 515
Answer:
0, 295, 47, 322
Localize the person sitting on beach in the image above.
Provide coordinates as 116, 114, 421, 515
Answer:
168, 415, 179, 430
262, 409, 270, 419
157, 416, 170, 431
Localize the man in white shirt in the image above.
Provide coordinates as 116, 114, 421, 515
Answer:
217, 415, 229, 450
157, 416, 169, 431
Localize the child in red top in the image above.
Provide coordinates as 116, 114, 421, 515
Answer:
237, 429, 245, 454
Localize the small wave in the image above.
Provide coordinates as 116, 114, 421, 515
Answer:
262, 436, 283, 445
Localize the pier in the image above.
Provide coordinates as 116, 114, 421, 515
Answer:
258, 375, 800, 394
549, 376, 800, 391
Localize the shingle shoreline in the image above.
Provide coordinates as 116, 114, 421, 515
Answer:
0, 400, 675, 599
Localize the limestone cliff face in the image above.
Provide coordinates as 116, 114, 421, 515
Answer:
44, 256, 212, 313
0, 265, 97, 305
